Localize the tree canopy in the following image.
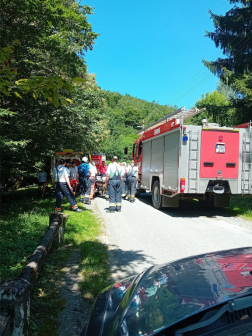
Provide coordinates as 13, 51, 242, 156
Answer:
203, 0, 252, 123
0, 0, 105, 184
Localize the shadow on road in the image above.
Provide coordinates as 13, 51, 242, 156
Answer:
108, 244, 155, 280
136, 193, 233, 219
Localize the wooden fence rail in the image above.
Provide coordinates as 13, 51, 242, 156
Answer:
0, 213, 68, 336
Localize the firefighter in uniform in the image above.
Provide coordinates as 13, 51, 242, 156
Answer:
120, 162, 127, 198
78, 157, 91, 204
105, 156, 123, 212
126, 160, 139, 202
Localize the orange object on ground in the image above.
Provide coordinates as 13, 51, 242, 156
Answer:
70, 179, 78, 194
89, 177, 96, 199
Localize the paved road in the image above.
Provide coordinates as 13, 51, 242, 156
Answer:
93, 194, 252, 282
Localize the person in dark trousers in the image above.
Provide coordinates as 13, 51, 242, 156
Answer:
53, 159, 83, 212
126, 160, 139, 202
78, 157, 91, 204
105, 156, 123, 212
120, 162, 127, 198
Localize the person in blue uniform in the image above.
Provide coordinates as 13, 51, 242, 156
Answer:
126, 160, 139, 202
105, 156, 123, 212
77, 157, 91, 204
120, 162, 127, 198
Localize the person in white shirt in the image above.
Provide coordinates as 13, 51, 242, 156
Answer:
89, 161, 97, 200
105, 156, 123, 212
69, 161, 79, 194
53, 159, 83, 212
38, 168, 47, 197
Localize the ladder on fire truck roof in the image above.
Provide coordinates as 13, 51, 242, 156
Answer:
136, 107, 206, 135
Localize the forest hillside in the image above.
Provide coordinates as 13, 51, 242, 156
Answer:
97, 91, 176, 160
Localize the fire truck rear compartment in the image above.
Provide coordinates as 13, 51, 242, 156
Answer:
200, 130, 239, 179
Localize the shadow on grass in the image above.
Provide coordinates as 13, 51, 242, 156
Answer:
78, 240, 154, 304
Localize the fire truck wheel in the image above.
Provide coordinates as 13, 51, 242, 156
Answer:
152, 180, 162, 210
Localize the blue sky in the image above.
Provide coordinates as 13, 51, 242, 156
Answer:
83, 0, 232, 108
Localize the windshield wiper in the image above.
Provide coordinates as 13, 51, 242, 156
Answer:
175, 295, 252, 336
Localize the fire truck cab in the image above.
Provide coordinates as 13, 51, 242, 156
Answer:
130, 108, 252, 209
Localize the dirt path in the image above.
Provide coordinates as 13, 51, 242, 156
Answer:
58, 250, 91, 336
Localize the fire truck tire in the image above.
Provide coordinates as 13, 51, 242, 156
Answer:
152, 180, 163, 210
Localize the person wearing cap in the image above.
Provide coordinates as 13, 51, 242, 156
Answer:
78, 157, 91, 204
89, 161, 97, 201
105, 156, 123, 212
53, 159, 83, 212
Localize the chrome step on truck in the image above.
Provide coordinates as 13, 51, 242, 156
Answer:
129, 107, 252, 209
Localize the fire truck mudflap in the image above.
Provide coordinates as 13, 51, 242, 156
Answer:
131, 108, 252, 210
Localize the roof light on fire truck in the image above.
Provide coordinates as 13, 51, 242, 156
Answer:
183, 135, 188, 142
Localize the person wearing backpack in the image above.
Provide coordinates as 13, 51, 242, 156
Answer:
78, 157, 91, 204
53, 159, 83, 212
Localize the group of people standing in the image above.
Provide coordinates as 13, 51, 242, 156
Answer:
77, 156, 98, 204
105, 157, 139, 213
52, 156, 99, 212
53, 159, 83, 212
41, 155, 138, 213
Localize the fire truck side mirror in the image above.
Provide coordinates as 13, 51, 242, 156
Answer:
124, 147, 128, 155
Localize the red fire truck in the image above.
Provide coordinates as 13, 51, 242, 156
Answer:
129, 107, 252, 209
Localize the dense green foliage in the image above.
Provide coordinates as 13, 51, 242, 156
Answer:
97, 91, 176, 160
0, 0, 106, 184
186, 82, 237, 126
203, 0, 252, 123
1, 0, 251, 186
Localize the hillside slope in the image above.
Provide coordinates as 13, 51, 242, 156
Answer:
97, 91, 176, 160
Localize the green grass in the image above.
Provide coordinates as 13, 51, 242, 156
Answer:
226, 195, 252, 221
29, 246, 71, 336
0, 188, 55, 282
0, 187, 110, 335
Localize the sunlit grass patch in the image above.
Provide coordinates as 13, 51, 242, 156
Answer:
62, 200, 110, 303
226, 195, 252, 221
